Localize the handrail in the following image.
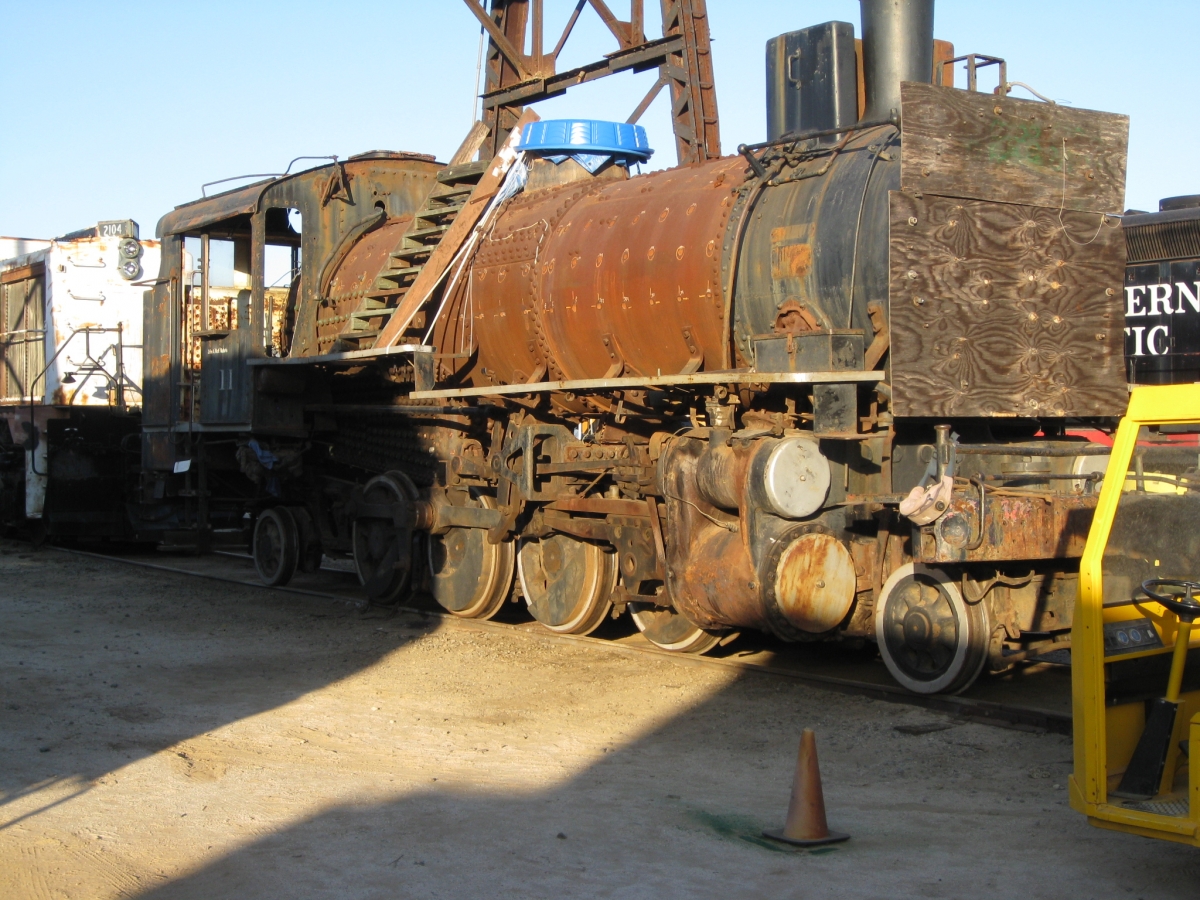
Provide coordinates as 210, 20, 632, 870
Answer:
23, 325, 139, 475
0, 328, 46, 339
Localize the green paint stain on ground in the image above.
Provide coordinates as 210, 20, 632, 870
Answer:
683, 810, 842, 856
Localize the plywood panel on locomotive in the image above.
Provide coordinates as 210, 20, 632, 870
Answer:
888, 82, 1129, 419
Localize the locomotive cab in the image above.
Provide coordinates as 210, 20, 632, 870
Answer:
140, 154, 442, 539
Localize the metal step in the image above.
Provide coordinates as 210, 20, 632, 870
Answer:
416, 202, 465, 220
407, 224, 451, 242
339, 329, 380, 342
430, 183, 475, 200
380, 265, 422, 278
388, 245, 433, 261
436, 160, 487, 184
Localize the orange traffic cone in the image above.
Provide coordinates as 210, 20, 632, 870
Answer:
763, 729, 850, 846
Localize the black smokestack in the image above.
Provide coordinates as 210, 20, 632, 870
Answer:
859, 0, 935, 122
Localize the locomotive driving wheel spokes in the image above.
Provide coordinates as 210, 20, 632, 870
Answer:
629, 602, 722, 654
517, 534, 617, 635
428, 495, 515, 619
875, 563, 990, 695
253, 507, 300, 587
353, 471, 418, 604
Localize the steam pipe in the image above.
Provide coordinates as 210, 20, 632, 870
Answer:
860, 0, 935, 123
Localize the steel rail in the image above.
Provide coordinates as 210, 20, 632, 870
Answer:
51, 545, 1071, 736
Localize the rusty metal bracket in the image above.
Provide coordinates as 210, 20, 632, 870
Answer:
474, 0, 719, 164
320, 161, 352, 207
497, 421, 575, 500
938, 53, 1007, 93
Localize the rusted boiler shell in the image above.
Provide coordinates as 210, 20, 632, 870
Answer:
436, 157, 748, 385
733, 126, 898, 363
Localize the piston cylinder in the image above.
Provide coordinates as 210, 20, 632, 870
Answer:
662, 436, 853, 638
695, 436, 831, 519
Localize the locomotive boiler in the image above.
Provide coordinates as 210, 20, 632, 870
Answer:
137, 0, 1132, 694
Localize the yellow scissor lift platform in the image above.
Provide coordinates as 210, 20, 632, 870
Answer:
1072, 383, 1200, 846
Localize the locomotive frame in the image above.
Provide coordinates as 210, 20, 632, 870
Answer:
4, 1, 1139, 696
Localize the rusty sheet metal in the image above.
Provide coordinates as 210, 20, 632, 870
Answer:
440, 194, 556, 385
436, 155, 747, 387
773, 532, 857, 633
311, 217, 413, 353
156, 180, 273, 239
914, 491, 1097, 564
668, 523, 763, 631
660, 436, 763, 631
547, 496, 650, 516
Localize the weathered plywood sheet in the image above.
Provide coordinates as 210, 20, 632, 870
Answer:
889, 191, 1127, 418
900, 82, 1128, 214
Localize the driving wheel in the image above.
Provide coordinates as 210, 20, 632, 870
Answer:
517, 533, 616, 635
875, 563, 989, 695
254, 507, 299, 587
428, 496, 515, 619
629, 602, 722, 654
353, 471, 418, 603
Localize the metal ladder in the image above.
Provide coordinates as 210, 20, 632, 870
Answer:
334, 160, 487, 351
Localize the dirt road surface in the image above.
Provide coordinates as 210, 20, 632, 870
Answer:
1, 540, 1196, 898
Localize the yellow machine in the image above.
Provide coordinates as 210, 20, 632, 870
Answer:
1072, 383, 1200, 845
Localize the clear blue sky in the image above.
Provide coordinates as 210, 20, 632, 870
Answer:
1, 1, 1195, 239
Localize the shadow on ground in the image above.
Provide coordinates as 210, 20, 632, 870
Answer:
2, 538, 1196, 899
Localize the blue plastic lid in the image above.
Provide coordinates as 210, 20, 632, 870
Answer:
517, 120, 653, 162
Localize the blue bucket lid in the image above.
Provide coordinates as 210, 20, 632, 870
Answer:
517, 120, 653, 162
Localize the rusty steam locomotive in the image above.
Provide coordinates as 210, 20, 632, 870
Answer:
6, 1, 1135, 695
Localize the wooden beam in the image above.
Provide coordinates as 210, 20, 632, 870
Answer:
448, 121, 491, 167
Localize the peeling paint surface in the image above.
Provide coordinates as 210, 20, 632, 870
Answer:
1, 231, 159, 409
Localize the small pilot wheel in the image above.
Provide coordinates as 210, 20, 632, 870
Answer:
629, 602, 723, 654
517, 534, 616, 635
875, 563, 989, 695
289, 506, 324, 574
254, 507, 299, 587
353, 471, 417, 603
427, 496, 514, 619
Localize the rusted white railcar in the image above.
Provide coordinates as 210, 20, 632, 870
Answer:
0, 221, 159, 535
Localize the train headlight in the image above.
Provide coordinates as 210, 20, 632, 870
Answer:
117, 237, 143, 280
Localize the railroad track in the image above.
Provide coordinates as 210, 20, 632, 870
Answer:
53, 544, 1073, 736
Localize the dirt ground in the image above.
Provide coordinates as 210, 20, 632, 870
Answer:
1, 539, 1197, 899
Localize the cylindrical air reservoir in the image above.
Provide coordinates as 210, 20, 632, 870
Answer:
859, 0, 934, 121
